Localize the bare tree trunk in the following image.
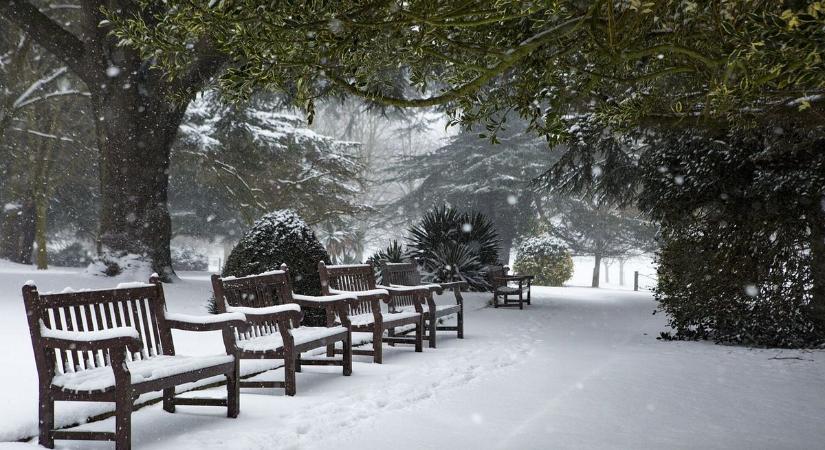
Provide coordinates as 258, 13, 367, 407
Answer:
619, 258, 626, 286
0, 200, 35, 264
603, 259, 612, 284
592, 253, 602, 288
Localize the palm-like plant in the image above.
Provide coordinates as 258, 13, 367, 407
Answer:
408, 205, 500, 290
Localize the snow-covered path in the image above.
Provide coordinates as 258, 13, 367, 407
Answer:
1, 265, 824, 449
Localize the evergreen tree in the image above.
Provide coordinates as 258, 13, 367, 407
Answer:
392, 119, 557, 263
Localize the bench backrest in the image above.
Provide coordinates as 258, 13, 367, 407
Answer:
380, 262, 422, 310
318, 262, 379, 316
22, 281, 172, 378
486, 265, 508, 289
211, 267, 299, 340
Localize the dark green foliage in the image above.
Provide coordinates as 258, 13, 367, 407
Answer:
219, 210, 331, 325
390, 119, 557, 262
408, 206, 500, 290
512, 236, 574, 287
366, 240, 407, 282
49, 243, 92, 268
643, 125, 825, 347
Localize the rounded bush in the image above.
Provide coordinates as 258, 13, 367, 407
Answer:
512, 235, 573, 286
220, 210, 330, 324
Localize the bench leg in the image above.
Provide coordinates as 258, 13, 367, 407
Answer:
373, 327, 383, 364
115, 393, 133, 450
527, 288, 531, 305
458, 308, 464, 339
162, 387, 175, 413
295, 353, 302, 373
415, 317, 423, 352
326, 343, 335, 358
387, 327, 396, 346
284, 351, 297, 396
343, 333, 353, 376
227, 358, 240, 418
428, 315, 437, 349
493, 292, 499, 308
38, 389, 54, 448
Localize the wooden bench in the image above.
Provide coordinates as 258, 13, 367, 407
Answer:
318, 262, 424, 363
487, 265, 534, 310
211, 265, 353, 396
381, 261, 466, 348
23, 275, 248, 450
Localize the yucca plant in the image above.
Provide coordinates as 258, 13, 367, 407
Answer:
366, 239, 408, 282
408, 205, 500, 290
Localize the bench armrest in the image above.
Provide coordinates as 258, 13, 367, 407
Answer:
225, 304, 302, 324
39, 322, 143, 353
439, 281, 467, 289
164, 312, 249, 332
292, 293, 357, 306
330, 288, 389, 302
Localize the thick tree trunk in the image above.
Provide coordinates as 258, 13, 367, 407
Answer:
91, 85, 185, 280
809, 197, 825, 331
592, 253, 602, 288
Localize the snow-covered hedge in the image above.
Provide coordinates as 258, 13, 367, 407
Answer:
512, 235, 573, 287
218, 210, 330, 325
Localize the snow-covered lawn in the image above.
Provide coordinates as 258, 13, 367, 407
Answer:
1, 261, 824, 449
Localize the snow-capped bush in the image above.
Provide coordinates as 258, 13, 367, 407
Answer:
49, 242, 92, 268
512, 235, 573, 287
408, 206, 500, 290
171, 247, 208, 271
218, 210, 330, 325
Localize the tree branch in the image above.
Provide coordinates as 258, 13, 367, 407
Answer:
0, 0, 88, 80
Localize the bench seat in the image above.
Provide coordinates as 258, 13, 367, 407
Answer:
396, 304, 461, 316
236, 326, 348, 353
349, 311, 420, 327
51, 354, 235, 393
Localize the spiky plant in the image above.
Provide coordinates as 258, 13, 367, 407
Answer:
366, 240, 408, 282
408, 206, 500, 290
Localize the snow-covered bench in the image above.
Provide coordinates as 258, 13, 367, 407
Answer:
211, 266, 353, 396
22, 275, 248, 450
486, 265, 534, 309
318, 262, 424, 363
381, 262, 467, 348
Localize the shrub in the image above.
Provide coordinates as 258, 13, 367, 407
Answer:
366, 239, 408, 281
408, 206, 500, 290
171, 247, 208, 271
641, 125, 825, 347
49, 242, 92, 268
217, 210, 331, 325
512, 235, 573, 286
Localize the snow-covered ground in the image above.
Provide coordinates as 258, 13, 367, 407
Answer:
1, 260, 824, 449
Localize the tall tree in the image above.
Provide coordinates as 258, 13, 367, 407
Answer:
0, 0, 226, 278
391, 118, 556, 263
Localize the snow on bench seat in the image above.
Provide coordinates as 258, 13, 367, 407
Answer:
330, 288, 389, 297
51, 354, 235, 393
348, 311, 420, 327
236, 326, 347, 352
395, 304, 461, 315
